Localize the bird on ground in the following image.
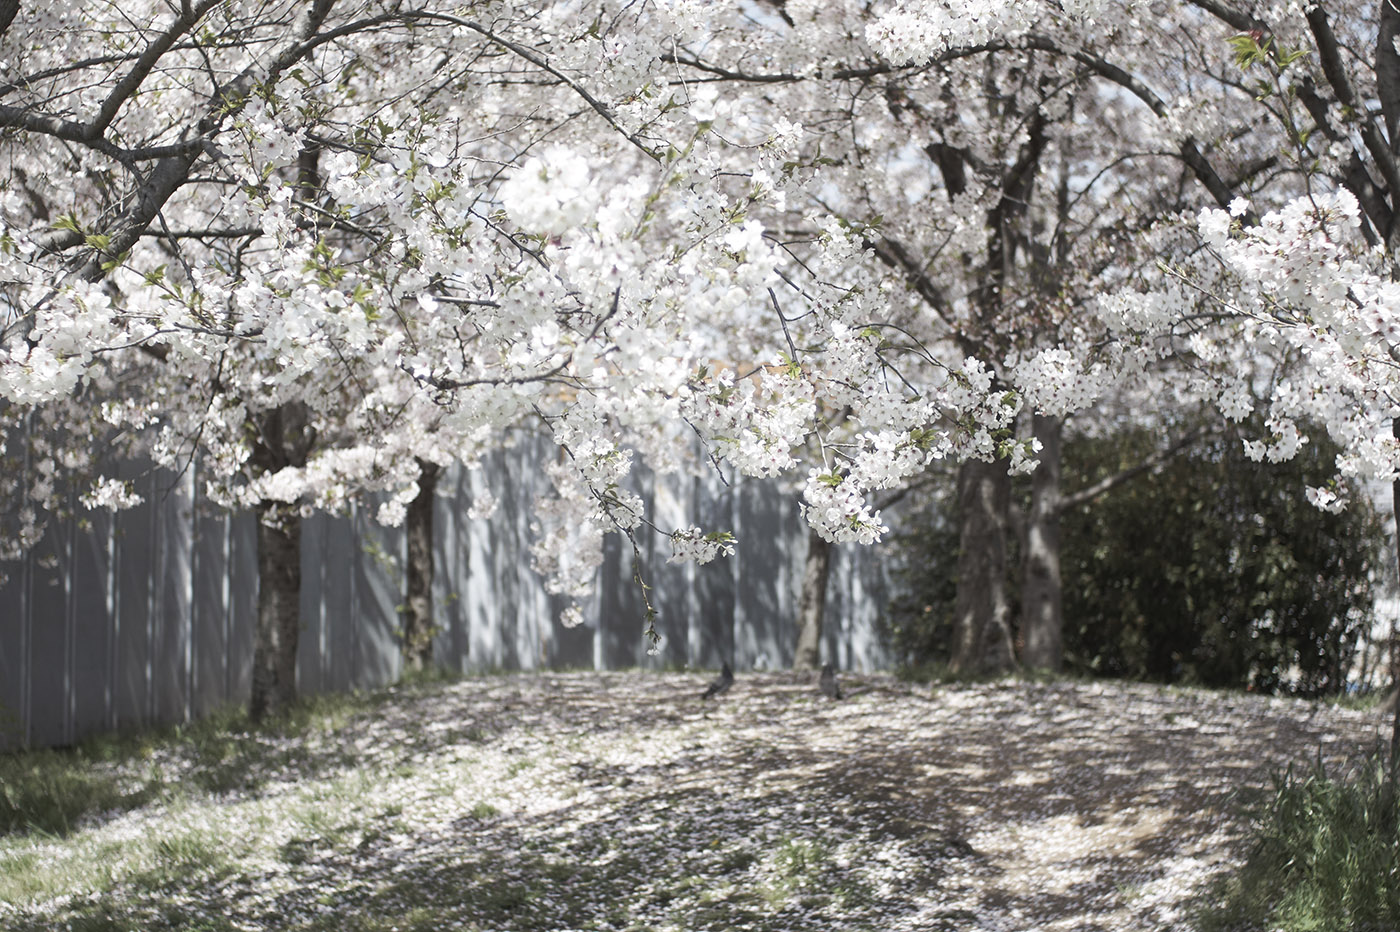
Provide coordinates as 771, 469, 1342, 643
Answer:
820, 662, 842, 700
701, 662, 734, 700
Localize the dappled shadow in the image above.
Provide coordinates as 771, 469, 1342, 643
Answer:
1, 673, 1383, 931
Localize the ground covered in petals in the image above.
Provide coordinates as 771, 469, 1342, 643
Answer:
0, 673, 1385, 931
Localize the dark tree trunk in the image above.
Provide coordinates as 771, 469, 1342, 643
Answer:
247, 402, 314, 722
950, 456, 1017, 675
250, 507, 301, 721
1021, 414, 1064, 672
402, 458, 440, 673
0, 2, 19, 40
794, 526, 831, 670
1391, 418, 1400, 769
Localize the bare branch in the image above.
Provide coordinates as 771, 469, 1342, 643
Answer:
1303, 6, 1400, 219
404, 10, 662, 161
89, 0, 222, 139
1058, 428, 1201, 512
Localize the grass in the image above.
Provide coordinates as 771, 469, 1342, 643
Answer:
1196, 750, 1400, 932
1329, 686, 1395, 713
0, 750, 163, 836
0, 674, 462, 839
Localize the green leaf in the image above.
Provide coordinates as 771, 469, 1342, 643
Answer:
1228, 33, 1269, 70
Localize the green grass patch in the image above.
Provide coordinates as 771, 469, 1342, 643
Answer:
0, 681, 435, 839
1197, 751, 1400, 932
0, 751, 163, 836
1328, 687, 1393, 713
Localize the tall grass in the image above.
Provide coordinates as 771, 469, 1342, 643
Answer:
1199, 751, 1400, 932
0, 723, 176, 838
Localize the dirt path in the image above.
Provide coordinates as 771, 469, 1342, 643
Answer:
534, 672, 1383, 931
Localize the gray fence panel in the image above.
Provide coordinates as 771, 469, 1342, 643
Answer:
113, 486, 152, 732
483, 444, 533, 671
733, 480, 803, 671
464, 464, 499, 671
191, 507, 230, 720
598, 531, 639, 669
640, 467, 692, 666
72, 508, 115, 740
324, 509, 360, 693
297, 512, 327, 697
154, 472, 194, 726
827, 542, 892, 673
434, 466, 472, 673
0, 551, 26, 745
353, 506, 402, 687
227, 510, 257, 703
1, 441, 897, 750
689, 471, 737, 669
27, 518, 69, 746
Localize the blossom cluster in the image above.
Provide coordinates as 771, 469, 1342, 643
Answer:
6, 0, 1383, 619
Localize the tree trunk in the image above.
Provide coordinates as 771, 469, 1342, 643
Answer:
0, 2, 18, 41
1021, 414, 1064, 672
250, 507, 301, 722
247, 402, 314, 722
950, 455, 1017, 675
794, 526, 831, 670
1391, 417, 1400, 770
402, 458, 440, 673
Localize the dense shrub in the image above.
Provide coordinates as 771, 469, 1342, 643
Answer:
887, 419, 1384, 695
1060, 423, 1382, 695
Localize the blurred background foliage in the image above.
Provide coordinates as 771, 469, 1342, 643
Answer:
887, 415, 1386, 696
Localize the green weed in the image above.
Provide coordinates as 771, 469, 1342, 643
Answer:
1197, 751, 1400, 932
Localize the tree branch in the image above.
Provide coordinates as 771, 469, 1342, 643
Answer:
1186, 0, 1270, 35
405, 10, 662, 161
1058, 428, 1201, 512
1303, 5, 1400, 217
67, 1, 344, 279
89, 0, 222, 139
866, 234, 979, 357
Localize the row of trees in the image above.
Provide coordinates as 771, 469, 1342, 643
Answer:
2, 2, 1399, 743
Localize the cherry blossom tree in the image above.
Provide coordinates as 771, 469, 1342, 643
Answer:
9, 0, 1394, 739
1064, 0, 1400, 755
654, 0, 1277, 674
2, 1, 930, 711
0, 0, 752, 713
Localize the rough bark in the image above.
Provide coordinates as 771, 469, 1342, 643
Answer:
1379, 0, 1400, 160
247, 402, 314, 721
250, 508, 301, 722
950, 456, 1017, 675
1391, 417, 1400, 769
402, 458, 440, 673
1021, 414, 1063, 672
794, 526, 831, 670
0, 1, 18, 40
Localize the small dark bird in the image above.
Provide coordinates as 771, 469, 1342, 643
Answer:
701, 662, 734, 700
820, 662, 842, 700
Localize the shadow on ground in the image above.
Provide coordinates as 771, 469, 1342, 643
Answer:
0, 674, 1383, 932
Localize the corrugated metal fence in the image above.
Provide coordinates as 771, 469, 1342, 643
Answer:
0, 440, 893, 749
